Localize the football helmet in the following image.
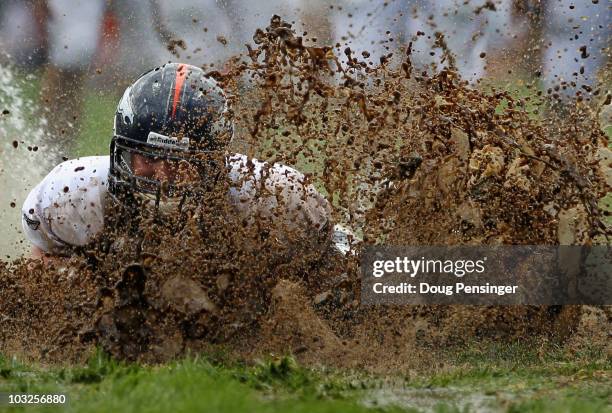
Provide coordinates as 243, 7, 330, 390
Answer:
109, 63, 232, 207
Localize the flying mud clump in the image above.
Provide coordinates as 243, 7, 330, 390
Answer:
0, 16, 610, 368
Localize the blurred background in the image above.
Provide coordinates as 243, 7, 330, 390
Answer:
0, 0, 610, 258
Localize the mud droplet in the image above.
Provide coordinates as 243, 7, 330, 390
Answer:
579, 45, 589, 59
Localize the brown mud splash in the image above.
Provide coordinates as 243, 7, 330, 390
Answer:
1, 17, 610, 370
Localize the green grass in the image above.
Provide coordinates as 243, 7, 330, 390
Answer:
0, 350, 402, 413
0, 341, 610, 413
73, 91, 118, 157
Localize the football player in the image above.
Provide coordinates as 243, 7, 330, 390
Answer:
22, 63, 353, 260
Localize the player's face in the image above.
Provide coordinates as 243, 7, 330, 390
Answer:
131, 153, 198, 185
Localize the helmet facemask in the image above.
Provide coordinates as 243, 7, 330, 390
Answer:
109, 133, 228, 218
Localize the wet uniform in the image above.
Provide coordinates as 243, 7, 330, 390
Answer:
22, 154, 334, 255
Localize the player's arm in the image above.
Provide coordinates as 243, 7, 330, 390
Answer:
31, 245, 44, 259
228, 154, 334, 250
258, 161, 334, 242
21, 193, 66, 259
30, 245, 60, 266
21, 157, 108, 259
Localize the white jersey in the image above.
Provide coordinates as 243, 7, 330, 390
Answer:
22, 154, 332, 254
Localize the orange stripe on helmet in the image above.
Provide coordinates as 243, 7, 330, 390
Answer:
171, 64, 187, 119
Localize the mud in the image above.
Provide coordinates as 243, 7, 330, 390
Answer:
0, 16, 610, 370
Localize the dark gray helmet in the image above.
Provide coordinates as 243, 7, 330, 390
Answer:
109, 62, 232, 205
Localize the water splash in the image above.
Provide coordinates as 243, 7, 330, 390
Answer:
0, 63, 58, 260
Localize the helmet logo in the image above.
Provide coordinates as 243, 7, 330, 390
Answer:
147, 131, 190, 150
117, 86, 134, 126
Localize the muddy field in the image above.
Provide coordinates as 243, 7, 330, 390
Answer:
0, 17, 610, 371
